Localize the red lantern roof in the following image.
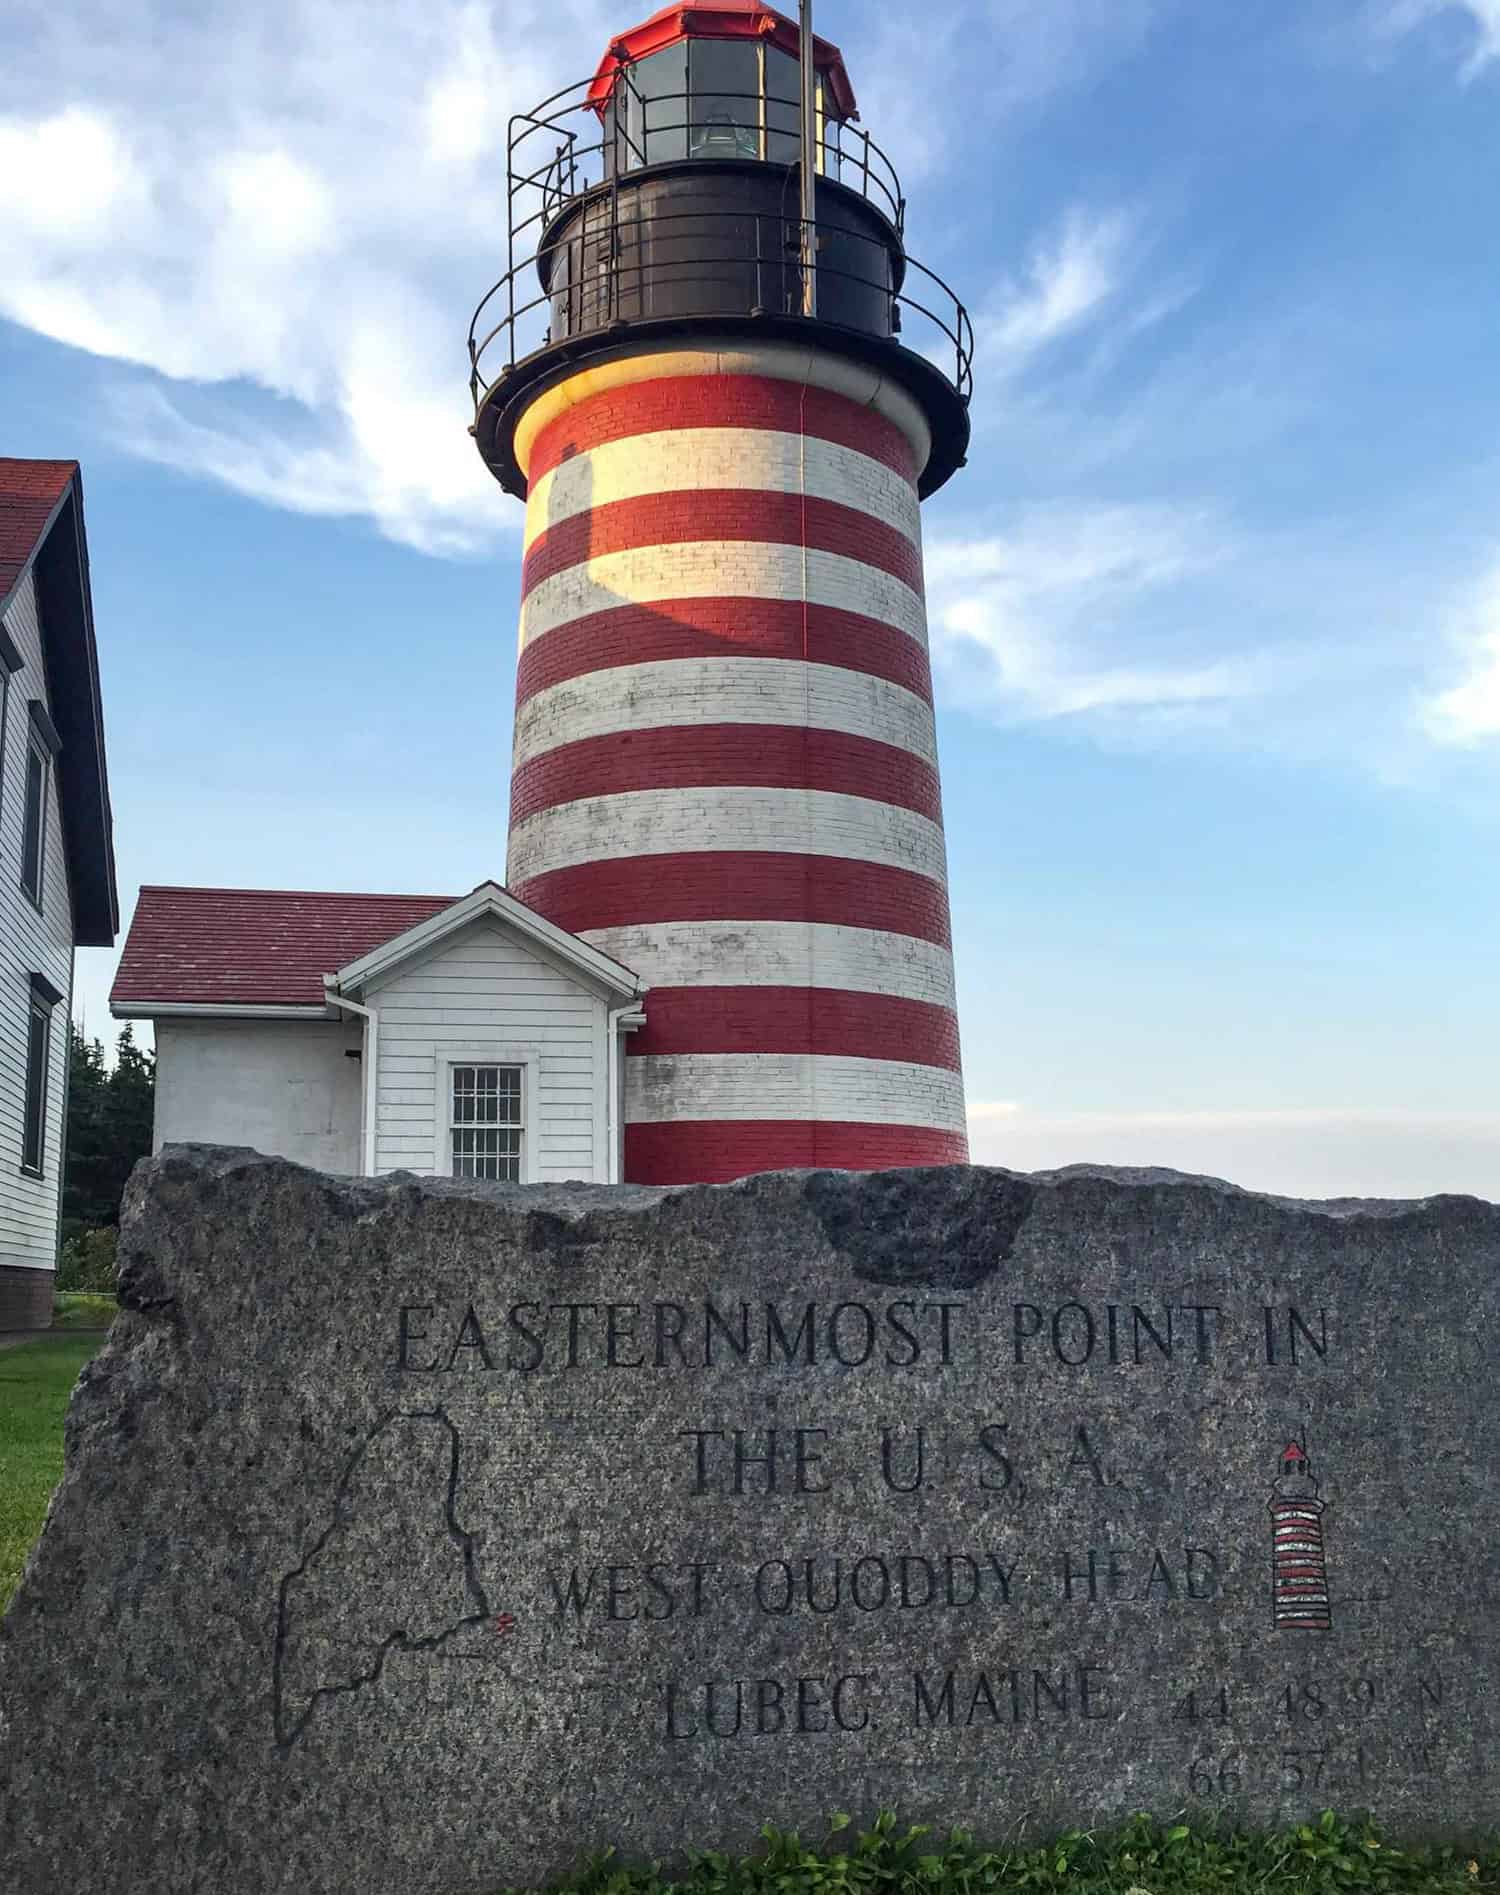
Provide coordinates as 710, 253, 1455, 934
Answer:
587, 2, 858, 121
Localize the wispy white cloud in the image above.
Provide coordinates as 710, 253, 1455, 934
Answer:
925, 501, 1271, 723
978, 207, 1139, 367
1420, 560, 1500, 743
0, 0, 616, 549
1380, 0, 1500, 78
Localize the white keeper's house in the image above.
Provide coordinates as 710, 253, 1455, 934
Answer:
0, 459, 118, 1329
110, 883, 647, 1186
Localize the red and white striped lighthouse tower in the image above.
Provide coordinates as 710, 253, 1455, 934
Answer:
469, 2, 974, 1184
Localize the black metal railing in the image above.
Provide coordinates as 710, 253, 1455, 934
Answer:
468, 202, 973, 420
505, 71, 906, 242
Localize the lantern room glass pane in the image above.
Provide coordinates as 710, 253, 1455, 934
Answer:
689, 38, 760, 160
624, 43, 687, 167
764, 46, 799, 165
820, 96, 842, 179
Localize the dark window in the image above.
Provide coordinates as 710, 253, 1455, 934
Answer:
21, 991, 51, 1176
689, 38, 759, 160
0, 622, 20, 832
21, 728, 47, 906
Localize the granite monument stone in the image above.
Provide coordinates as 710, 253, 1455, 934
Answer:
1, 1145, 1496, 1892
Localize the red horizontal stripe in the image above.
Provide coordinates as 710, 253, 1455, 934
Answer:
624, 1120, 969, 1184
511, 852, 951, 947
529, 375, 919, 486
523, 490, 922, 598
510, 726, 942, 826
628, 987, 962, 1068
516, 599, 933, 708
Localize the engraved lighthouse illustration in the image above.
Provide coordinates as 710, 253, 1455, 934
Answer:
466, 2, 974, 1183
1268, 1440, 1332, 1631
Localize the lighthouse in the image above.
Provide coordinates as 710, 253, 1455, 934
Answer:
1268, 1441, 1332, 1631
469, 2, 974, 1185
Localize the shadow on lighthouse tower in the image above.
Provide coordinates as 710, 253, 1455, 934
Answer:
469, 1, 973, 1187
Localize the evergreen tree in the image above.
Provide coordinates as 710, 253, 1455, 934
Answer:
110, 1026, 155, 1185
62, 1024, 155, 1237
61, 1030, 111, 1238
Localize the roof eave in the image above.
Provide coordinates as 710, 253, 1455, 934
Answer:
24, 475, 119, 946
109, 1000, 337, 1021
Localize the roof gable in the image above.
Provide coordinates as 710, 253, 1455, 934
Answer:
0, 459, 75, 616
0, 459, 118, 945
334, 881, 643, 1002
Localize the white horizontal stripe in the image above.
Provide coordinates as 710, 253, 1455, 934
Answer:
507, 787, 948, 887
525, 429, 921, 547
514, 659, 937, 767
520, 543, 927, 650
626, 1053, 966, 1129
583, 921, 957, 1007
512, 340, 932, 478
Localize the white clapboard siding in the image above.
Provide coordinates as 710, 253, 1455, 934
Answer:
368, 914, 608, 1183
152, 1018, 364, 1174
0, 573, 76, 1274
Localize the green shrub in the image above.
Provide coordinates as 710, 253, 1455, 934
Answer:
502, 1813, 1500, 1895
55, 1226, 118, 1295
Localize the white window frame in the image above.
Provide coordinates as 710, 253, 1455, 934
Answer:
431, 1045, 542, 1184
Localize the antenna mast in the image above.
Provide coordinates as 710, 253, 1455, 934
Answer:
799, 0, 817, 317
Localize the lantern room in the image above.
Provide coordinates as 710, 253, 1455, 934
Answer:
468, 1, 973, 497
588, 2, 862, 187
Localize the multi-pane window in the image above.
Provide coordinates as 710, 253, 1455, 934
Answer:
21, 707, 53, 908
450, 1064, 524, 1181
21, 985, 55, 1176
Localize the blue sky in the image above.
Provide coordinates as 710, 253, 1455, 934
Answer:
5, 0, 1500, 1196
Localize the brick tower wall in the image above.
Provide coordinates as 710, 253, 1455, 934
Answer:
505, 344, 968, 1185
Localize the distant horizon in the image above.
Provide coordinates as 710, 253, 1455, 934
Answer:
9, 0, 1500, 1201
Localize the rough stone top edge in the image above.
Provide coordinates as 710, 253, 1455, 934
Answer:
138, 1142, 1499, 1223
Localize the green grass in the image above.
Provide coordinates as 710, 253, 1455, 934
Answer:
528, 1814, 1496, 1895
0, 1334, 99, 1612
50, 1291, 118, 1329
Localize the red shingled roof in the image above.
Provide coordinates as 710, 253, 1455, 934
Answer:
0, 458, 77, 611
111, 886, 456, 1009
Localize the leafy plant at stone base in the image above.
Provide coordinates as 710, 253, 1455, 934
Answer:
59, 1023, 155, 1285
50, 1290, 119, 1328
55, 1227, 118, 1295
500, 1812, 1500, 1895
